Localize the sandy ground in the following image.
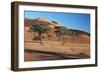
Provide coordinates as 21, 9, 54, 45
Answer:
24, 41, 90, 61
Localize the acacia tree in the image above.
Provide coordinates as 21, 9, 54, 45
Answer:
55, 26, 68, 44
60, 27, 70, 45
29, 23, 49, 45
67, 30, 77, 42
56, 26, 77, 45
70, 31, 76, 37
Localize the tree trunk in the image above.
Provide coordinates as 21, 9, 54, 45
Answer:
38, 31, 43, 45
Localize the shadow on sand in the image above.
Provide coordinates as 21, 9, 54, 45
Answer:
24, 49, 90, 61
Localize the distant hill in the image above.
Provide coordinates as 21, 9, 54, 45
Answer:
25, 18, 61, 28
24, 18, 90, 43
70, 29, 90, 36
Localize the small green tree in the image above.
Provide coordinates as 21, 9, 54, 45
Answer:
67, 30, 73, 38
55, 26, 68, 44
67, 30, 77, 42
56, 26, 77, 45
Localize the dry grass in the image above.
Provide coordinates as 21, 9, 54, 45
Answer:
25, 41, 90, 57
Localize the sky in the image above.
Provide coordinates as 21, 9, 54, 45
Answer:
24, 11, 90, 33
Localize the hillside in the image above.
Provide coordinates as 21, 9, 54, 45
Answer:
24, 18, 90, 61
24, 18, 90, 43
